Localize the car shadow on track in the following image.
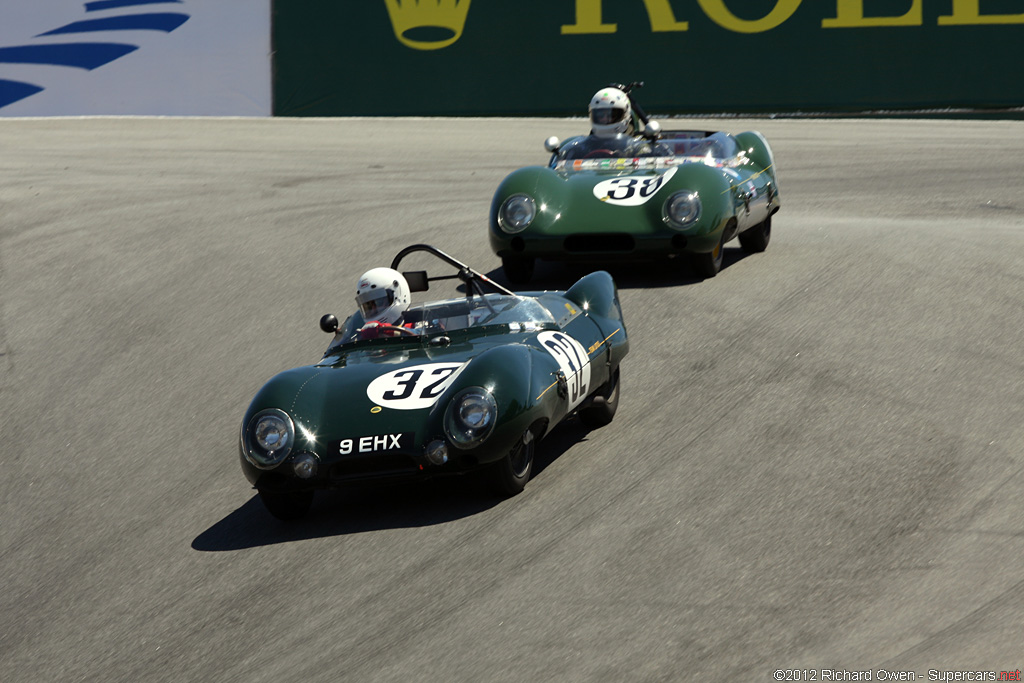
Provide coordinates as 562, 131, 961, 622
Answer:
482, 247, 751, 291
191, 419, 592, 551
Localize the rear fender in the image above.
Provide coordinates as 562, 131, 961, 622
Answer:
564, 272, 629, 372
734, 131, 777, 178
565, 271, 622, 322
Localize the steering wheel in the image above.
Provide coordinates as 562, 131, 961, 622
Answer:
378, 324, 418, 337
583, 149, 615, 159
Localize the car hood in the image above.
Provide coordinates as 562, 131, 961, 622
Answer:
496, 164, 683, 235
245, 334, 517, 446
493, 161, 732, 236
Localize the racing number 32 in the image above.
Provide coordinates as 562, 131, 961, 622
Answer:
366, 362, 467, 410
383, 366, 458, 401
538, 331, 592, 409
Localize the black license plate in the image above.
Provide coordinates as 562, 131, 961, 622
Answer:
329, 432, 415, 456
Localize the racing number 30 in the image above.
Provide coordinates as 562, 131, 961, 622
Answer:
606, 175, 665, 201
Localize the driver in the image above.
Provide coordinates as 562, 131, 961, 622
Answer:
354, 267, 417, 339
558, 87, 671, 160
589, 87, 635, 138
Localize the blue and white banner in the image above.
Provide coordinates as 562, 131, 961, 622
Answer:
0, 0, 270, 116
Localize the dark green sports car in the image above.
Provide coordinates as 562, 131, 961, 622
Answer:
239, 245, 629, 520
490, 128, 781, 283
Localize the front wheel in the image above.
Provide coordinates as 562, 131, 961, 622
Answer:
579, 367, 620, 429
489, 428, 536, 496
738, 215, 771, 253
258, 489, 314, 521
502, 255, 535, 285
688, 234, 725, 279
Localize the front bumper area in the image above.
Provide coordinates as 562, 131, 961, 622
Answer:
491, 229, 722, 261
239, 443, 483, 492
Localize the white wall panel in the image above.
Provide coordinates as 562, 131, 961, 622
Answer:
0, 0, 270, 116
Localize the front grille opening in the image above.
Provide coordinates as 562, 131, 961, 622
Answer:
330, 453, 419, 481
563, 233, 636, 253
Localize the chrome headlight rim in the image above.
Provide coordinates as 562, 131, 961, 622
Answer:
498, 194, 537, 234
243, 408, 295, 469
444, 387, 498, 449
663, 190, 702, 230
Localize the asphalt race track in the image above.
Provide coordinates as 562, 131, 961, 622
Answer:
2, 117, 1023, 682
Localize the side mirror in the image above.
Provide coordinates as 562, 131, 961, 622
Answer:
644, 120, 662, 140
544, 136, 561, 153
319, 314, 339, 333
403, 270, 429, 293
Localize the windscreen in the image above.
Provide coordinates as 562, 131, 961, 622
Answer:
329, 295, 557, 349
406, 295, 556, 332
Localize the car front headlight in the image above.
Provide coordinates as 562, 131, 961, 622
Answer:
663, 190, 702, 229
444, 387, 497, 448
498, 194, 536, 233
244, 408, 295, 469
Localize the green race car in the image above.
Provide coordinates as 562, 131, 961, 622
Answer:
239, 245, 628, 520
490, 102, 780, 283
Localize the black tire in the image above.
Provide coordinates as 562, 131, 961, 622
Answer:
688, 234, 725, 278
579, 367, 620, 430
258, 489, 314, 521
502, 255, 535, 285
489, 429, 536, 496
738, 215, 771, 253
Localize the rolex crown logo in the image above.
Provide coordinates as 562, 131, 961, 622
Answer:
384, 0, 472, 51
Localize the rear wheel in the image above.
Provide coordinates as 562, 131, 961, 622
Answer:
489, 428, 536, 496
738, 215, 771, 253
258, 489, 314, 521
688, 233, 725, 278
502, 255, 535, 285
579, 367, 620, 429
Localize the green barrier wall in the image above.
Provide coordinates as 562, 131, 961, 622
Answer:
272, 1, 1024, 116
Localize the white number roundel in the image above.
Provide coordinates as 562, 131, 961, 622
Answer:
593, 166, 677, 206
366, 362, 467, 410
537, 331, 591, 410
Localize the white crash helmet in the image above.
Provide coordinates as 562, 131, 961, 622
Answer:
589, 87, 632, 137
355, 267, 410, 325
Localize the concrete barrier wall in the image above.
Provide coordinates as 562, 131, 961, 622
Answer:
272, 0, 1024, 116
0, 0, 271, 116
